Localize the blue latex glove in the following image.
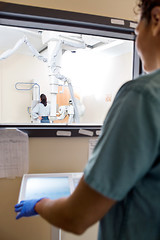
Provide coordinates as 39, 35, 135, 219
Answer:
15, 198, 44, 219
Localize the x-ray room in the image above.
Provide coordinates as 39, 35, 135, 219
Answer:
0, 25, 134, 125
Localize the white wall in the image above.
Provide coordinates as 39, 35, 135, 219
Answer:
79, 51, 133, 123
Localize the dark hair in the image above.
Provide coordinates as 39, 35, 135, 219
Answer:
40, 94, 47, 107
137, 0, 160, 21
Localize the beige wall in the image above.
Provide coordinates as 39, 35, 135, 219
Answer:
0, 137, 98, 240
1, 0, 137, 21
0, 1, 137, 240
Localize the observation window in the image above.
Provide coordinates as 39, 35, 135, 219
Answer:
0, 2, 140, 137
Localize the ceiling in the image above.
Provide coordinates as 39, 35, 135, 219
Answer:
0, 25, 133, 58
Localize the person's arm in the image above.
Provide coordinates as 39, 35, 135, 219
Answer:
35, 176, 116, 234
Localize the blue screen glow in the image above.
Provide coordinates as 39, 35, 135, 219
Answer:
25, 177, 70, 200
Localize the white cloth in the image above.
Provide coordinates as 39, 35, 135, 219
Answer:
31, 103, 50, 120
0, 129, 29, 178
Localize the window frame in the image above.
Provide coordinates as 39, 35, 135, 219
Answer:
0, 2, 141, 137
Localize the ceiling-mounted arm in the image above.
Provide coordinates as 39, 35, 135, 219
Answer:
23, 37, 47, 62
0, 36, 47, 62
0, 37, 25, 60
47, 37, 86, 123
50, 37, 85, 81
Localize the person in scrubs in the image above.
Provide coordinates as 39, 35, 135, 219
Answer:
15, 0, 160, 239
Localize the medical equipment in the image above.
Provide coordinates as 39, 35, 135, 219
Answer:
18, 172, 83, 240
42, 32, 86, 122
0, 36, 47, 62
14, 82, 41, 121
57, 99, 74, 123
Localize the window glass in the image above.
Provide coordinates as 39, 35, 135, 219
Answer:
0, 25, 133, 125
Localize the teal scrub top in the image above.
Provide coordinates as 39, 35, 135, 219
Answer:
84, 69, 160, 240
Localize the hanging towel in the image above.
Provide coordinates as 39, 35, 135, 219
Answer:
0, 128, 29, 178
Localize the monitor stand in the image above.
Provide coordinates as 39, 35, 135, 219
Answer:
51, 226, 61, 240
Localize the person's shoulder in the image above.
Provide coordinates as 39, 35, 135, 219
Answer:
32, 102, 41, 109
117, 69, 160, 101
37, 103, 45, 109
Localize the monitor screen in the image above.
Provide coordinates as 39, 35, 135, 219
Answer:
25, 177, 71, 200
18, 173, 83, 202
